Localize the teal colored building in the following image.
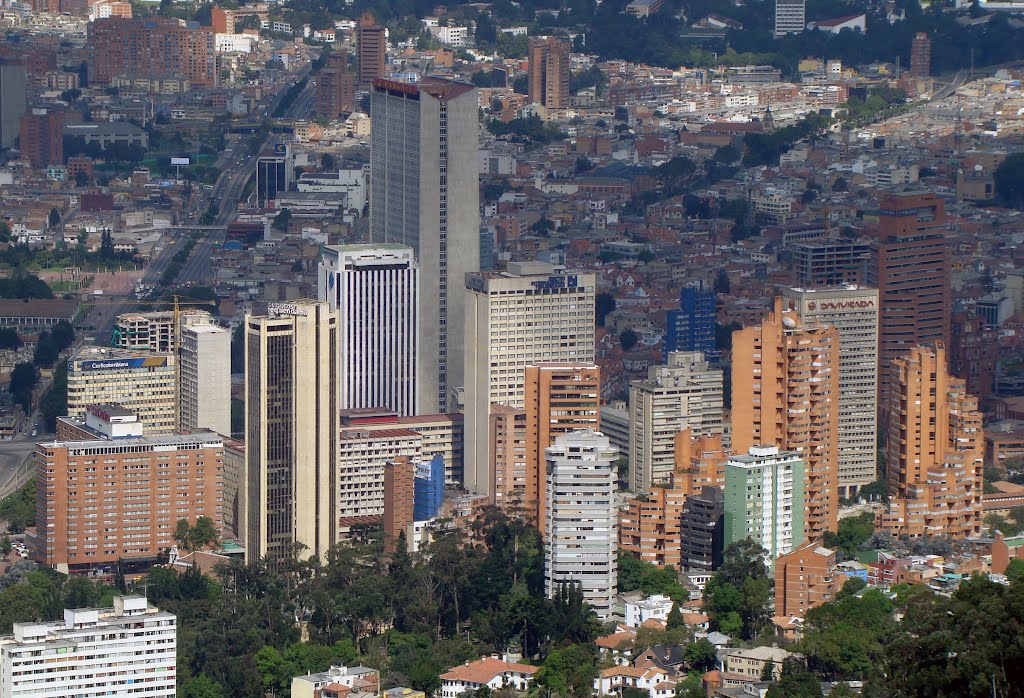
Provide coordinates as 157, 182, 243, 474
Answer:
724, 445, 805, 562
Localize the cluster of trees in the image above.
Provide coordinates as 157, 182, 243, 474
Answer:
32, 320, 75, 369
173, 516, 220, 552
273, 78, 309, 118
0, 272, 53, 299
704, 539, 773, 640
0, 562, 123, 634
0, 328, 21, 351
63, 136, 146, 165
0, 481, 36, 533
995, 152, 1024, 210
821, 512, 875, 559
487, 115, 566, 145
742, 113, 832, 168
161, 235, 201, 286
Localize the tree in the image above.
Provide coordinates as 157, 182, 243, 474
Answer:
189, 516, 219, 550
704, 539, 771, 640
181, 674, 226, 698
48, 208, 61, 227
596, 293, 616, 326
50, 321, 74, 351
1005, 557, 1024, 580
0, 328, 22, 350
475, 12, 497, 45
537, 643, 597, 698
100, 229, 114, 259
713, 269, 730, 294
764, 659, 820, 698
821, 512, 875, 558
995, 152, 1024, 209
8, 363, 37, 414
620, 329, 639, 352
272, 208, 292, 232
675, 673, 704, 698
684, 638, 717, 672
0, 535, 11, 556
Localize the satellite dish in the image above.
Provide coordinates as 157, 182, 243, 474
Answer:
975, 164, 983, 171
782, 316, 797, 328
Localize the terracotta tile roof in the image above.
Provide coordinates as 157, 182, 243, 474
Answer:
440, 658, 538, 684
596, 631, 635, 649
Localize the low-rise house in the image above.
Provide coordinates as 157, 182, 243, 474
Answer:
439, 656, 538, 698
720, 647, 791, 686
291, 665, 380, 698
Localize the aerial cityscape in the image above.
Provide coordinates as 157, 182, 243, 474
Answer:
0, 0, 1023, 694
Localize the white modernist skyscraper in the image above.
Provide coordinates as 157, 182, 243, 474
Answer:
545, 429, 618, 621
319, 244, 419, 417
463, 261, 596, 497
774, 0, 806, 36
177, 321, 231, 436
370, 76, 481, 414
782, 286, 879, 499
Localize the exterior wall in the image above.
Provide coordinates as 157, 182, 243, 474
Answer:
34, 433, 223, 570
244, 301, 338, 564
545, 431, 618, 619
0, 598, 176, 697
774, 542, 838, 618
338, 429, 422, 518
629, 351, 724, 491
528, 36, 570, 110
87, 18, 216, 87
732, 297, 840, 540
319, 244, 419, 417
383, 457, 415, 552
783, 287, 878, 498
67, 351, 177, 435
464, 267, 596, 498
178, 324, 231, 437
723, 446, 805, 561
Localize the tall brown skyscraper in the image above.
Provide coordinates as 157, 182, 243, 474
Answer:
732, 297, 841, 541
357, 13, 386, 86
19, 110, 63, 168
868, 192, 951, 421
877, 343, 983, 539
524, 363, 600, 532
528, 36, 570, 111
383, 456, 415, 552
316, 50, 355, 118
910, 32, 931, 78
87, 18, 216, 87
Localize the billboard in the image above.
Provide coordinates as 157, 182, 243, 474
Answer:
75, 356, 169, 372
170, 157, 190, 166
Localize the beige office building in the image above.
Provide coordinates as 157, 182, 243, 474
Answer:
464, 262, 596, 498
338, 426, 423, 519
243, 300, 338, 564
628, 351, 724, 492
67, 348, 177, 435
782, 286, 878, 498
177, 322, 231, 436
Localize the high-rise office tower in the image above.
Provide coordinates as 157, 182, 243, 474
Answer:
868, 192, 951, 421
19, 110, 63, 168
544, 430, 618, 620
0, 58, 26, 149
256, 150, 290, 208
774, 0, 805, 36
910, 32, 931, 78
628, 351, 724, 492
665, 285, 717, 358
782, 287, 878, 499
463, 262, 596, 498
949, 310, 997, 407
527, 36, 570, 111
0, 596, 176, 697
723, 445, 805, 562
788, 238, 870, 288
733, 297, 840, 541
357, 13, 386, 86
67, 347, 177, 434
877, 343, 983, 539
87, 18, 216, 87
370, 76, 480, 415
524, 362, 600, 532
316, 50, 355, 118
243, 300, 338, 564
319, 244, 419, 416
177, 322, 230, 436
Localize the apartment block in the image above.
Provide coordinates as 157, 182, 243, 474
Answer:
464, 262, 596, 498
316, 50, 355, 118
732, 297, 840, 541
877, 343, 984, 539
665, 285, 716, 358
788, 238, 870, 288
525, 362, 600, 531
679, 485, 725, 573
19, 110, 62, 169
783, 286, 878, 498
723, 445, 805, 562
87, 18, 216, 87
0, 597, 175, 697
383, 457, 415, 552
774, 542, 838, 619
774, 0, 805, 36
528, 36, 570, 110
339, 426, 422, 519
67, 348, 177, 435
628, 351, 724, 492
244, 300, 338, 564
490, 404, 528, 512
357, 13, 386, 86
620, 429, 726, 568
545, 430, 618, 620
33, 424, 223, 572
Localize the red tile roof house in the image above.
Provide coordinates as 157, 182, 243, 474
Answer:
439, 657, 539, 698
